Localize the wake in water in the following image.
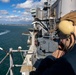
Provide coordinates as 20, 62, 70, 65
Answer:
0, 30, 10, 36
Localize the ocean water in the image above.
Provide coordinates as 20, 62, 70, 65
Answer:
0, 25, 31, 75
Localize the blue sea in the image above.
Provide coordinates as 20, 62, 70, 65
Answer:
0, 25, 32, 75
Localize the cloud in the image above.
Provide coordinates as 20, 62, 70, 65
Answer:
20, 12, 33, 22
5, 15, 21, 22
12, 4, 16, 7
18, 11, 21, 13
16, 0, 33, 9
0, 10, 9, 15
16, 0, 57, 9
15, 0, 49, 9
0, 0, 54, 24
0, 0, 57, 24
22, 11, 30, 15
13, 10, 21, 13
1, 0, 10, 3
13, 10, 17, 13
6, 15, 20, 21
0, 16, 2, 19
0, 11, 33, 23
0, 13, 33, 22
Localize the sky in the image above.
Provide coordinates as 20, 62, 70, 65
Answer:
0, 0, 45, 24
0, 0, 56, 24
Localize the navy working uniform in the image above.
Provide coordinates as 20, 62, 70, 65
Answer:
30, 44, 76, 75
42, 44, 76, 75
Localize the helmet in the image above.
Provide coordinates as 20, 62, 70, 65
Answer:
58, 20, 74, 35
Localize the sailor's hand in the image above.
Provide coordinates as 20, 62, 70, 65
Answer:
52, 42, 65, 58
52, 50, 65, 58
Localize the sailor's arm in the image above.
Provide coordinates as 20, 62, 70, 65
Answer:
42, 57, 74, 75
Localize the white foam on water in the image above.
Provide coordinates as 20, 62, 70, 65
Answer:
0, 30, 10, 36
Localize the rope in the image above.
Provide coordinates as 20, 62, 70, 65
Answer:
6, 67, 10, 75
0, 52, 10, 64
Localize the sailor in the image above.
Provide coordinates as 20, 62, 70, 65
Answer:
30, 20, 76, 75
52, 19, 75, 58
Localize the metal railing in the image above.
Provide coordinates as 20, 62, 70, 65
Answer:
0, 47, 28, 75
